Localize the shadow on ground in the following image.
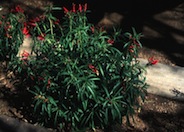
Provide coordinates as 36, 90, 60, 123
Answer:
138, 108, 184, 131
0, 115, 52, 132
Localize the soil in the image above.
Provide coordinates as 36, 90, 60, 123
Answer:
0, 0, 184, 132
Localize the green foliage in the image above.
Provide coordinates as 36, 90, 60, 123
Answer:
0, 8, 25, 60
3, 4, 148, 131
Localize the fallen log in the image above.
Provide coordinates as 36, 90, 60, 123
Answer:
139, 58, 184, 101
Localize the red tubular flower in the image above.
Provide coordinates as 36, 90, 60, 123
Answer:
15, 5, 24, 13
88, 64, 95, 69
21, 50, 29, 60
72, 3, 76, 13
5, 33, 12, 38
148, 57, 159, 65
78, 4, 82, 12
4, 23, 11, 31
88, 64, 99, 76
63, 7, 69, 14
107, 39, 114, 45
47, 79, 51, 88
90, 26, 95, 33
37, 34, 46, 41
32, 17, 41, 22
133, 39, 140, 47
28, 21, 36, 27
28, 17, 41, 27
22, 23, 31, 37
11, 5, 24, 13
84, 3, 87, 12
54, 19, 60, 25
129, 45, 134, 53
22, 27, 29, 34
22, 27, 30, 36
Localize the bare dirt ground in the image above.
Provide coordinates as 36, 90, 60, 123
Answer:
0, 0, 184, 132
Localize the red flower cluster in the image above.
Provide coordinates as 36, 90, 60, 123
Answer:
22, 15, 46, 38
148, 57, 159, 65
11, 5, 24, 13
21, 50, 30, 61
63, 3, 87, 14
128, 36, 141, 53
22, 22, 31, 38
28, 16, 42, 27
88, 64, 99, 76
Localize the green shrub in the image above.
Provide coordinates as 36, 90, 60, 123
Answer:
0, 5, 25, 61
6, 4, 148, 131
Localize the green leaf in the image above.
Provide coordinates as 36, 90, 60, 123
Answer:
34, 99, 42, 112
87, 86, 96, 100
48, 96, 57, 106
82, 100, 88, 111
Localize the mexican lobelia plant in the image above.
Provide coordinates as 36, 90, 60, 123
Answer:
10, 4, 148, 131
0, 5, 25, 61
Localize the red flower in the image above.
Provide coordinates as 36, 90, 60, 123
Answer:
28, 17, 41, 27
72, 3, 76, 13
88, 64, 95, 69
37, 34, 46, 41
22, 22, 31, 37
47, 79, 51, 88
148, 57, 159, 65
54, 19, 60, 25
31, 17, 41, 22
63, 7, 69, 14
88, 64, 99, 76
5, 33, 12, 38
22, 27, 29, 34
11, 5, 24, 13
15, 5, 24, 13
22, 27, 30, 37
28, 21, 36, 27
78, 4, 82, 12
21, 50, 29, 60
129, 45, 134, 53
107, 39, 114, 45
133, 39, 140, 47
63, 4, 87, 14
90, 26, 95, 33
4, 24, 11, 31
84, 3, 87, 12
